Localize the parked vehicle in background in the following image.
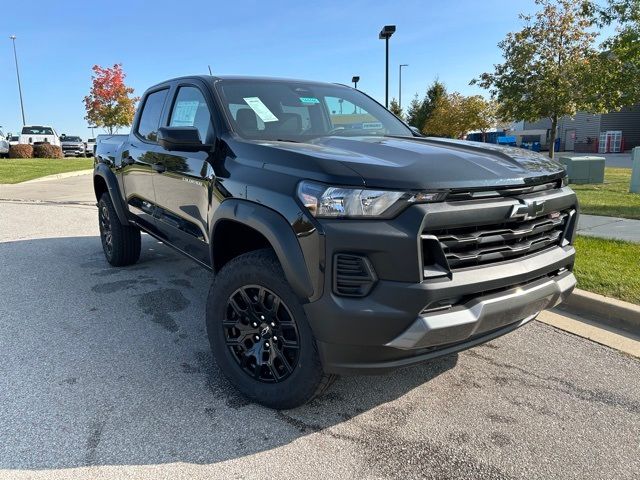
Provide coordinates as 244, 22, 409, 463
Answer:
60, 135, 86, 157
94, 75, 578, 409
19, 125, 61, 147
8, 135, 20, 146
0, 130, 9, 157
85, 138, 96, 156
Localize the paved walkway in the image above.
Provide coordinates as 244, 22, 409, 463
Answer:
578, 214, 640, 242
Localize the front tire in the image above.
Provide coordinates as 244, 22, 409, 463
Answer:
98, 192, 141, 266
207, 249, 335, 409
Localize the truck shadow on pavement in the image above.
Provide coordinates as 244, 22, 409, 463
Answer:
0, 234, 458, 471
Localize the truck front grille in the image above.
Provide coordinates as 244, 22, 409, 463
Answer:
424, 210, 572, 270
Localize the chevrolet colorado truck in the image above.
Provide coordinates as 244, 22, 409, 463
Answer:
93, 75, 578, 409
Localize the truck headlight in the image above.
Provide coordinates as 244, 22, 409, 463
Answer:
297, 180, 446, 219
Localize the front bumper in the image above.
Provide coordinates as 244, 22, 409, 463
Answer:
309, 249, 575, 374
62, 146, 85, 156
385, 269, 575, 350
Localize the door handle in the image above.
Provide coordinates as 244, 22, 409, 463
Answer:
152, 162, 166, 173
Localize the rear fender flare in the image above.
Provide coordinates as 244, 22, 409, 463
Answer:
94, 163, 129, 225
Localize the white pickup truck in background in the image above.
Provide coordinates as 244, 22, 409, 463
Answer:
19, 125, 61, 147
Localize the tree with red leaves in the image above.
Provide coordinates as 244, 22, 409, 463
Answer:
84, 64, 139, 134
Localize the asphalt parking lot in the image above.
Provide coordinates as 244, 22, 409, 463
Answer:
1, 175, 639, 479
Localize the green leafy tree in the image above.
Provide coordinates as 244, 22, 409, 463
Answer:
389, 98, 403, 119
84, 64, 139, 135
584, 0, 640, 108
423, 94, 460, 138
473, 0, 603, 158
405, 94, 423, 128
406, 80, 448, 132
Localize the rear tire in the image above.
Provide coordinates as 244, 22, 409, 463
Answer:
206, 249, 336, 409
98, 192, 141, 267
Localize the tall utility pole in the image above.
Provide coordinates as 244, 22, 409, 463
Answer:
9, 35, 26, 126
399, 64, 408, 110
378, 25, 396, 108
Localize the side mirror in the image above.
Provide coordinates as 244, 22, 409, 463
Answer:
157, 126, 209, 152
409, 126, 423, 137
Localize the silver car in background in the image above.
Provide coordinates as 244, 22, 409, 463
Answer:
60, 136, 86, 157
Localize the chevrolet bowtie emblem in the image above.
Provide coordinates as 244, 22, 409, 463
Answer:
509, 199, 545, 220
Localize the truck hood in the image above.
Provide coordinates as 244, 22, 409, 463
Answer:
257, 136, 566, 190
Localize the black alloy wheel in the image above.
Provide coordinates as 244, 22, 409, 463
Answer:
99, 202, 113, 257
224, 285, 300, 383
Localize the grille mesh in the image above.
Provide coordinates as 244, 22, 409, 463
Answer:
425, 211, 571, 270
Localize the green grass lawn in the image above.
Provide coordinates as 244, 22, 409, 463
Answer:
571, 168, 640, 220
574, 235, 640, 304
0, 158, 93, 184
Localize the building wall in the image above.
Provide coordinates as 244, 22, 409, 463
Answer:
600, 104, 640, 150
559, 113, 601, 151
515, 104, 639, 151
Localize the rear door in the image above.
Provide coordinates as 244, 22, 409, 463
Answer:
152, 81, 216, 266
122, 87, 169, 233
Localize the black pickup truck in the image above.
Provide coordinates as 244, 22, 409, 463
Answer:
93, 75, 578, 409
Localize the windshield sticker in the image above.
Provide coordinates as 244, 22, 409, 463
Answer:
299, 97, 320, 104
362, 122, 383, 130
243, 97, 279, 122
171, 100, 199, 126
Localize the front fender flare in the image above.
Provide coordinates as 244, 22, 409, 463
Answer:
94, 163, 129, 225
211, 199, 314, 300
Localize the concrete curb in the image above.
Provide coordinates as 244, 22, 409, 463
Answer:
18, 169, 93, 184
559, 288, 640, 335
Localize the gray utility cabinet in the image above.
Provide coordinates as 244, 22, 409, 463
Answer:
558, 156, 605, 184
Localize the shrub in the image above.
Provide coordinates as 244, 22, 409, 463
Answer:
33, 143, 63, 159
8, 144, 34, 158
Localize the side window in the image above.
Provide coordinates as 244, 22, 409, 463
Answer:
169, 87, 213, 142
137, 89, 168, 142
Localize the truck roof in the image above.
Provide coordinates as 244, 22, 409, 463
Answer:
145, 75, 349, 91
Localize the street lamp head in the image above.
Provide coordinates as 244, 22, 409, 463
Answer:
9, 35, 16, 40
400, 63, 409, 67
351, 76, 360, 84
379, 25, 396, 39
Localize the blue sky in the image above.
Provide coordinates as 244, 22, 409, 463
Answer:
0, 0, 598, 138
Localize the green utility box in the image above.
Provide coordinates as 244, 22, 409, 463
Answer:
558, 155, 605, 184
631, 147, 640, 193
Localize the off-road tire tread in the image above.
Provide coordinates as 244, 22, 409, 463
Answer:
99, 192, 141, 267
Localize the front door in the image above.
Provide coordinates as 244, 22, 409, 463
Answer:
565, 129, 576, 151
122, 88, 169, 232
152, 84, 215, 266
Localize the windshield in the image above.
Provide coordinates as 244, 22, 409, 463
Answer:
215, 79, 412, 142
22, 126, 54, 135
62, 136, 82, 142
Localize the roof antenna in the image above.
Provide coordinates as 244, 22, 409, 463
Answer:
208, 65, 213, 75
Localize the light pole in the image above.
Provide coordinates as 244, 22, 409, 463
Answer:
399, 64, 408, 110
351, 76, 359, 89
88, 126, 97, 138
9, 35, 26, 126
379, 25, 396, 108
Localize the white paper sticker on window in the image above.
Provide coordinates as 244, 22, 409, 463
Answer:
243, 97, 278, 123
172, 100, 199, 126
